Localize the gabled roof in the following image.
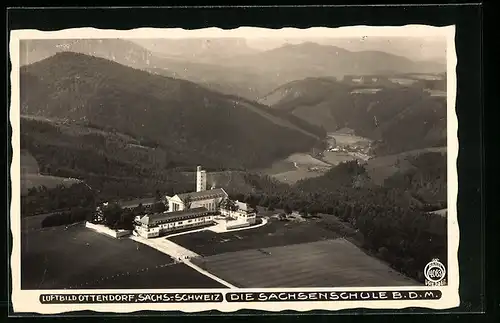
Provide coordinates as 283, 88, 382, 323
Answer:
118, 197, 157, 208
234, 201, 255, 212
176, 188, 228, 202
140, 207, 210, 226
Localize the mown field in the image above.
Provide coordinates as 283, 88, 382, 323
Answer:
322, 151, 356, 165
270, 168, 327, 184
21, 224, 224, 289
327, 132, 371, 146
192, 239, 418, 287
170, 218, 341, 257
262, 153, 332, 184
285, 153, 330, 167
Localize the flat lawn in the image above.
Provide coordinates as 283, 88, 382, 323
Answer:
21, 224, 224, 289
192, 239, 418, 288
169, 218, 340, 257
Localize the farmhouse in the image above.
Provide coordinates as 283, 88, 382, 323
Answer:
133, 165, 257, 238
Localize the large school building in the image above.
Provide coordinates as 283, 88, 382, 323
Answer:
133, 166, 256, 238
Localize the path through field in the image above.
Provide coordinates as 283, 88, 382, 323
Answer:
130, 235, 236, 288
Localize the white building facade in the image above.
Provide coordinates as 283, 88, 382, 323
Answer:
134, 207, 214, 239
133, 166, 258, 238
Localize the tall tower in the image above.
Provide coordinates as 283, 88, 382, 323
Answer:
196, 165, 207, 192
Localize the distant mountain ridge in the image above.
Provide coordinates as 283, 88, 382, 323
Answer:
20, 39, 446, 100
20, 52, 321, 170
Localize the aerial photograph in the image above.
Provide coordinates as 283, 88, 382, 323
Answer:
18, 31, 448, 290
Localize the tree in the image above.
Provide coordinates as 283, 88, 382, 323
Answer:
102, 203, 123, 229
182, 194, 193, 209
133, 203, 146, 216
152, 201, 166, 213
155, 189, 162, 202
220, 198, 238, 212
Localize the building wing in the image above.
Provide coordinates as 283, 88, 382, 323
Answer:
176, 188, 228, 202
140, 207, 210, 226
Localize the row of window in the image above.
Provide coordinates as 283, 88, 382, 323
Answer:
141, 216, 212, 232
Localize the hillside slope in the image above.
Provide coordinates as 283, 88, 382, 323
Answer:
260, 76, 447, 155
20, 52, 321, 171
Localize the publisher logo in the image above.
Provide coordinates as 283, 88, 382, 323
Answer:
424, 258, 446, 286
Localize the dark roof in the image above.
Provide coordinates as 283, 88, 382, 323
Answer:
176, 188, 228, 202
140, 207, 210, 226
119, 198, 157, 208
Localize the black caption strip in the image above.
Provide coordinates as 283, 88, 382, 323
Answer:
226, 290, 442, 302
40, 293, 223, 304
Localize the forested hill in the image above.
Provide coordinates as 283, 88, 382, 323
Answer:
260, 76, 447, 156
20, 52, 322, 170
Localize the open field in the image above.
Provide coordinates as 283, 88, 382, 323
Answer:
21, 173, 81, 196
192, 239, 418, 287
322, 151, 357, 165
169, 218, 341, 257
21, 224, 224, 289
270, 168, 328, 184
327, 132, 372, 146
263, 153, 332, 184
260, 160, 297, 176
365, 147, 447, 185
285, 153, 330, 167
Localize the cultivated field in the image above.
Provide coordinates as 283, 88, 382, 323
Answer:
260, 160, 297, 176
263, 153, 331, 184
365, 147, 447, 185
322, 151, 356, 165
192, 239, 418, 287
270, 168, 327, 184
21, 224, 224, 289
21, 173, 81, 196
170, 218, 340, 257
285, 153, 330, 167
327, 132, 372, 146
